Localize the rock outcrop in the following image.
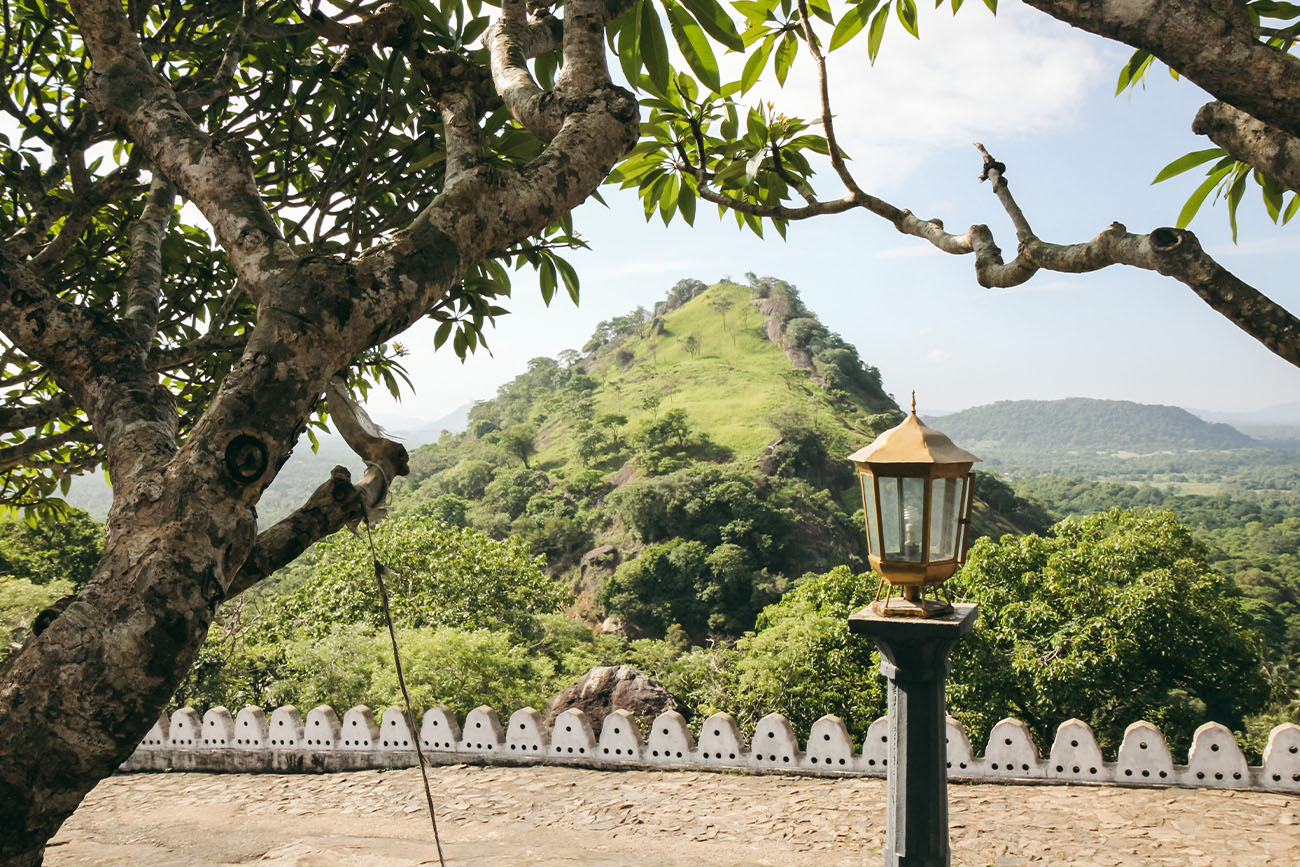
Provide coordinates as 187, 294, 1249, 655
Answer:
543, 665, 687, 736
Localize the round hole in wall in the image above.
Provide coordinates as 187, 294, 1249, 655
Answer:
1289, 745, 1298, 754
729, 753, 736, 759
1273, 773, 1282, 781
1196, 772, 1205, 780
703, 751, 711, 759
839, 758, 846, 766
713, 730, 720, 737
1139, 741, 1147, 749
662, 728, 669, 735
567, 747, 573, 753
811, 757, 819, 764
1089, 767, 1096, 774
1293, 774, 1300, 782
614, 727, 620, 734
1124, 769, 1133, 777
783, 756, 790, 763
958, 762, 966, 769
1072, 766, 1080, 774
511, 744, 517, 750
476, 722, 482, 729
1004, 738, 1012, 746
947, 762, 952, 768
1070, 740, 1078, 747
881, 736, 887, 743
1142, 770, 1150, 778
990, 763, 999, 770
603, 748, 609, 754
1211, 743, 1220, 752
768, 732, 775, 738
755, 753, 763, 761
566, 726, 572, 732
1056, 765, 1064, 773
579, 748, 585, 754
676, 751, 683, 758
532, 744, 539, 751
1233, 772, 1241, 780
883, 760, 887, 766
653, 750, 660, 757
868, 760, 876, 766
1214, 772, 1223, 780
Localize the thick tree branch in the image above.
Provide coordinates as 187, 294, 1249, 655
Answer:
122, 175, 176, 347
0, 394, 77, 433
1193, 100, 1300, 194
1023, 0, 1300, 140
487, 0, 565, 140
225, 466, 365, 596
147, 333, 248, 371
0, 425, 97, 472
69, 0, 295, 295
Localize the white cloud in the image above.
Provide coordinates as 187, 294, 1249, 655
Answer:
744, 2, 1110, 189
926, 348, 952, 363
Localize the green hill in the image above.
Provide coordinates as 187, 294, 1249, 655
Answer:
386, 276, 1049, 640
938, 398, 1254, 454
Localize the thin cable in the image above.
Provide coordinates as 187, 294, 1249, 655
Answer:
365, 522, 447, 867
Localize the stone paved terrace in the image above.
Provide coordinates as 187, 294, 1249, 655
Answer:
49, 764, 1300, 865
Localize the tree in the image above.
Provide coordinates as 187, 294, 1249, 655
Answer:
709, 293, 733, 325
683, 333, 702, 358
1, 0, 1298, 857
947, 509, 1270, 756
499, 423, 538, 468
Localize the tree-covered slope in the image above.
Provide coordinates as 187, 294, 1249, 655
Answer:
386, 276, 1045, 640
939, 398, 1254, 454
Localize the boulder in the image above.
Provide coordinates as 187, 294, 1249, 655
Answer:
543, 665, 687, 736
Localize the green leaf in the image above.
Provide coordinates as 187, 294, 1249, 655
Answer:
774, 31, 797, 85
1115, 48, 1153, 95
616, 2, 644, 88
539, 258, 557, 306
897, 0, 919, 37
434, 320, 453, 349
555, 256, 580, 304
666, 0, 722, 91
830, 1, 879, 50
740, 32, 776, 91
679, 0, 745, 51
982, 0, 996, 11
678, 179, 697, 224
658, 172, 680, 224
1282, 193, 1300, 225
867, 3, 890, 64
1260, 172, 1285, 223
746, 148, 766, 186
1176, 166, 1232, 229
1151, 148, 1226, 184
640, 0, 672, 94
1226, 169, 1248, 242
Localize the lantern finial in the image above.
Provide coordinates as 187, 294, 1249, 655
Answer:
911, 390, 916, 414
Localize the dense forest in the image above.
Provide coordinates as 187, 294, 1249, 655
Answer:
1, 277, 1295, 761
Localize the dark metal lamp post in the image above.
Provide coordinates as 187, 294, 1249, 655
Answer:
847, 395, 980, 867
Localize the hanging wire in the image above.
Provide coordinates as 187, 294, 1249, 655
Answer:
364, 522, 447, 867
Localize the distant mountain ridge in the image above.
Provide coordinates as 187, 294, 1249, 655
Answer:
936, 398, 1254, 454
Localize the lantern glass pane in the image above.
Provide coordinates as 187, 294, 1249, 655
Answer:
880, 475, 924, 562
929, 477, 961, 561
860, 473, 880, 556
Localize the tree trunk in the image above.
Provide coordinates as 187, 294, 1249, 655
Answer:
0, 492, 255, 863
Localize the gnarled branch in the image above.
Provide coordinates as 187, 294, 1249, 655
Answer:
1193, 100, 1300, 194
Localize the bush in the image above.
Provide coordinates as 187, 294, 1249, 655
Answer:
948, 508, 1271, 757
269, 516, 567, 642
266, 624, 555, 715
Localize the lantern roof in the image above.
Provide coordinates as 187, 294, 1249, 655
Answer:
849, 395, 980, 467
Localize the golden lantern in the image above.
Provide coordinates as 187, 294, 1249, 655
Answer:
849, 394, 980, 617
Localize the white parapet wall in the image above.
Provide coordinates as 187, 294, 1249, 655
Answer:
122, 704, 1300, 795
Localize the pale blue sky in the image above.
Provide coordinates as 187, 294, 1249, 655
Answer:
370, 1, 1300, 425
